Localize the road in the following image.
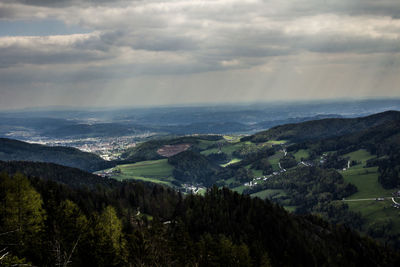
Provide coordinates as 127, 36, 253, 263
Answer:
343, 197, 400, 202
343, 198, 384, 202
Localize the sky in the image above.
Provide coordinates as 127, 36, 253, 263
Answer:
0, 0, 399, 109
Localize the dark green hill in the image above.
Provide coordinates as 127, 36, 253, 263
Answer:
303, 119, 400, 155
0, 138, 110, 172
168, 150, 221, 186
247, 110, 400, 143
0, 160, 117, 190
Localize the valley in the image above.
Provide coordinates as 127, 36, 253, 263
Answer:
2, 106, 400, 264
90, 110, 400, 248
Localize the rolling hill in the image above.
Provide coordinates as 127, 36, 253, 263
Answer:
105, 110, 400, 249
0, 160, 117, 190
246, 110, 400, 143
0, 138, 111, 172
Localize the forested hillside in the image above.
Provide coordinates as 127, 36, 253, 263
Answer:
0, 138, 111, 172
246, 110, 400, 143
98, 110, 400, 251
2, 110, 400, 266
0, 163, 398, 266
0, 161, 117, 190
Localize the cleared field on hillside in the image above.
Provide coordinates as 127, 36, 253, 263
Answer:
267, 140, 287, 145
109, 159, 176, 186
347, 200, 400, 235
343, 149, 375, 164
231, 185, 247, 194
201, 142, 243, 156
293, 149, 309, 161
342, 167, 392, 199
223, 135, 241, 143
197, 140, 217, 150
221, 158, 241, 167
268, 151, 284, 171
341, 149, 400, 235
157, 143, 191, 157
341, 149, 391, 199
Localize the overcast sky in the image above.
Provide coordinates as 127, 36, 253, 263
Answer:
0, 0, 399, 109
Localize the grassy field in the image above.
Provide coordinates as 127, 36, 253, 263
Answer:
251, 169, 263, 177
266, 140, 287, 145
340, 150, 391, 199
223, 135, 241, 143
108, 159, 176, 186
343, 149, 375, 165
340, 149, 400, 235
201, 142, 244, 156
341, 167, 393, 199
221, 158, 241, 167
347, 200, 400, 234
231, 185, 247, 194
268, 151, 284, 171
197, 140, 217, 150
293, 149, 309, 162
222, 143, 247, 155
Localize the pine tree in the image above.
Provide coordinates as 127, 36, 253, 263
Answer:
0, 172, 46, 263
51, 200, 88, 267
89, 205, 127, 266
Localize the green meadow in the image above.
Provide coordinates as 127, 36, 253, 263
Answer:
108, 159, 176, 186
340, 149, 400, 235
293, 149, 309, 162
268, 151, 285, 171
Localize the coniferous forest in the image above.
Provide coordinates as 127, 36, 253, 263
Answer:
1, 162, 400, 266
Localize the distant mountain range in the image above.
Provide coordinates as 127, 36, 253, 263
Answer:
2, 99, 400, 139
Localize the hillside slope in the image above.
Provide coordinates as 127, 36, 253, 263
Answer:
247, 110, 400, 143
0, 138, 110, 172
0, 160, 117, 189
0, 163, 399, 266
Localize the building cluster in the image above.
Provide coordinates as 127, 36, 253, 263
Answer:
181, 184, 206, 194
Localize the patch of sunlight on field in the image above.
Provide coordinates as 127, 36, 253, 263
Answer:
221, 158, 241, 167
108, 159, 176, 186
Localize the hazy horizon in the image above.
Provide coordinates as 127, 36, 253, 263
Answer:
0, 97, 400, 112
1, 0, 399, 109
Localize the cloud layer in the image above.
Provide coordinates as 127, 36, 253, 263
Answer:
0, 0, 399, 108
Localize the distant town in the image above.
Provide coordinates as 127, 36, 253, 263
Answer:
21, 134, 154, 160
